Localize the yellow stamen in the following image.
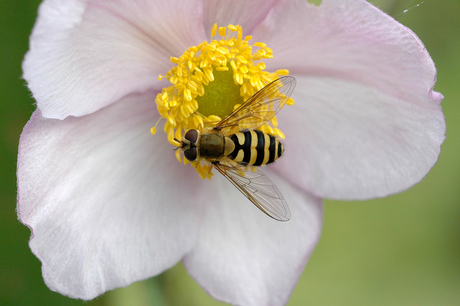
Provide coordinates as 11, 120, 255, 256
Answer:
274, 128, 286, 140
276, 69, 289, 76
153, 24, 294, 178
218, 27, 226, 37
211, 23, 218, 38
175, 149, 182, 163
150, 117, 163, 135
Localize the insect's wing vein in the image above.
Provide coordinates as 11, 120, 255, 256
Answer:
215, 76, 296, 132
214, 163, 291, 221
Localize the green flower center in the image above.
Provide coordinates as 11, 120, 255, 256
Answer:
196, 68, 243, 118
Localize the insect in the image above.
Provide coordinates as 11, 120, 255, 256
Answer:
176, 76, 296, 221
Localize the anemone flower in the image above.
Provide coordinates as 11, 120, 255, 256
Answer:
18, 0, 445, 305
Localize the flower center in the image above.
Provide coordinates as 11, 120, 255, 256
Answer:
195, 68, 243, 118
152, 24, 292, 178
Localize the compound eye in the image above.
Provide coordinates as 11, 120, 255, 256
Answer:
184, 129, 198, 143
184, 147, 197, 161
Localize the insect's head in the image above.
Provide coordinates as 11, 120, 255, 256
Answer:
175, 129, 200, 162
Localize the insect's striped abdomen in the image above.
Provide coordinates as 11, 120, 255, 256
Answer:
227, 130, 284, 166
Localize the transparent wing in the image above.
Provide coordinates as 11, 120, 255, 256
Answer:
214, 76, 296, 132
214, 162, 291, 221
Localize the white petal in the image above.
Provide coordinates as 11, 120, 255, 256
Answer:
183, 170, 322, 306
17, 92, 205, 300
251, 0, 445, 199
23, 0, 207, 119
203, 0, 280, 33
274, 76, 445, 199
257, 0, 440, 104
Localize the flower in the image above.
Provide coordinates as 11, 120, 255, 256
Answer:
18, 0, 445, 305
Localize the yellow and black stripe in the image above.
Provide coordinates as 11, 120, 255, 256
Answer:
227, 130, 284, 166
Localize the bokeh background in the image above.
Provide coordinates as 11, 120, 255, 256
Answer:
1, 0, 459, 305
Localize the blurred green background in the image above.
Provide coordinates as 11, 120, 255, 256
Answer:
1, 0, 459, 305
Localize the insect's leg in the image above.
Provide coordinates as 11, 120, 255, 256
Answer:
221, 157, 244, 169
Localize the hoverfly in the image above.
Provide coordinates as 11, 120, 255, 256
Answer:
176, 76, 296, 221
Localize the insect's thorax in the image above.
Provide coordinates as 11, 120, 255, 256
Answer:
225, 130, 284, 166
198, 133, 225, 159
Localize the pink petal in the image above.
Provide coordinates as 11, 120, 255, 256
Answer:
274, 75, 445, 200
252, 0, 445, 199
17, 91, 205, 300
23, 0, 207, 120
203, 0, 280, 33
183, 170, 322, 306
257, 0, 440, 104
